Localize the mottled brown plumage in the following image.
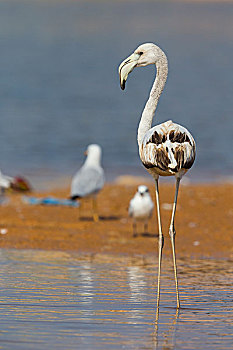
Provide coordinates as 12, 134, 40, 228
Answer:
140, 120, 196, 177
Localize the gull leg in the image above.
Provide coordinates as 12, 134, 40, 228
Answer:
155, 178, 164, 309
78, 201, 82, 220
92, 196, 99, 222
133, 220, 137, 237
169, 177, 181, 309
144, 220, 148, 234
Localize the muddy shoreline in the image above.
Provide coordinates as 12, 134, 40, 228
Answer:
0, 179, 232, 260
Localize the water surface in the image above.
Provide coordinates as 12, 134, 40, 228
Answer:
0, 0, 233, 182
0, 249, 232, 349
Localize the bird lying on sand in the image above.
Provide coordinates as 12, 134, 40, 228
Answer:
128, 185, 154, 237
0, 170, 31, 194
0, 170, 13, 198
0, 170, 13, 205
70, 144, 105, 222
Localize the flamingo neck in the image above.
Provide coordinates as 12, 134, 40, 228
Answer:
137, 51, 168, 145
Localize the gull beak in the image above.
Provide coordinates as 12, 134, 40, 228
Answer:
84, 150, 88, 156
118, 53, 140, 90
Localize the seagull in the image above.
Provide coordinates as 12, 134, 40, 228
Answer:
0, 170, 14, 195
0, 170, 13, 204
119, 43, 196, 309
70, 144, 105, 222
128, 185, 154, 237
0, 170, 13, 194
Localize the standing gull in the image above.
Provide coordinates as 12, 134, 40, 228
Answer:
129, 185, 154, 237
70, 144, 105, 222
119, 43, 196, 309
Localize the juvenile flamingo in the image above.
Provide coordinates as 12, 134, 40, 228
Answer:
119, 43, 196, 308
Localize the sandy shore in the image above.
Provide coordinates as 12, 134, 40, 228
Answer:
0, 177, 232, 260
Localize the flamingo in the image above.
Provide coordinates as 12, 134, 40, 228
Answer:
119, 43, 196, 309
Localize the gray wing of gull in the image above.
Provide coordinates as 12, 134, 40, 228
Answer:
71, 166, 105, 198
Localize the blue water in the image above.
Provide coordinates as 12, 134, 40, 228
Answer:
0, 249, 232, 349
0, 0, 233, 183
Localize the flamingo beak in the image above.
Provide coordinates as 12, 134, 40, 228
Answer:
119, 53, 140, 90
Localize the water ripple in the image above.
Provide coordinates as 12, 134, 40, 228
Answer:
0, 249, 232, 349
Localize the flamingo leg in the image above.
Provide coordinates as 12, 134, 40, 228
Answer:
155, 178, 164, 309
169, 177, 181, 309
92, 196, 99, 222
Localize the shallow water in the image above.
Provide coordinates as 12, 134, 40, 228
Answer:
0, 0, 233, 183
0, 249, 232, 349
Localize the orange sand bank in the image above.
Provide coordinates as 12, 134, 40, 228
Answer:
0, 179, 232, 259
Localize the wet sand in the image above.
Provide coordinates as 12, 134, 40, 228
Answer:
0, 177, 232, 260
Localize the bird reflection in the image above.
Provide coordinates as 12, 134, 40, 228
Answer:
153, 307, 180, 350
76, 262, 94, 304
127, 265, 147, 302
